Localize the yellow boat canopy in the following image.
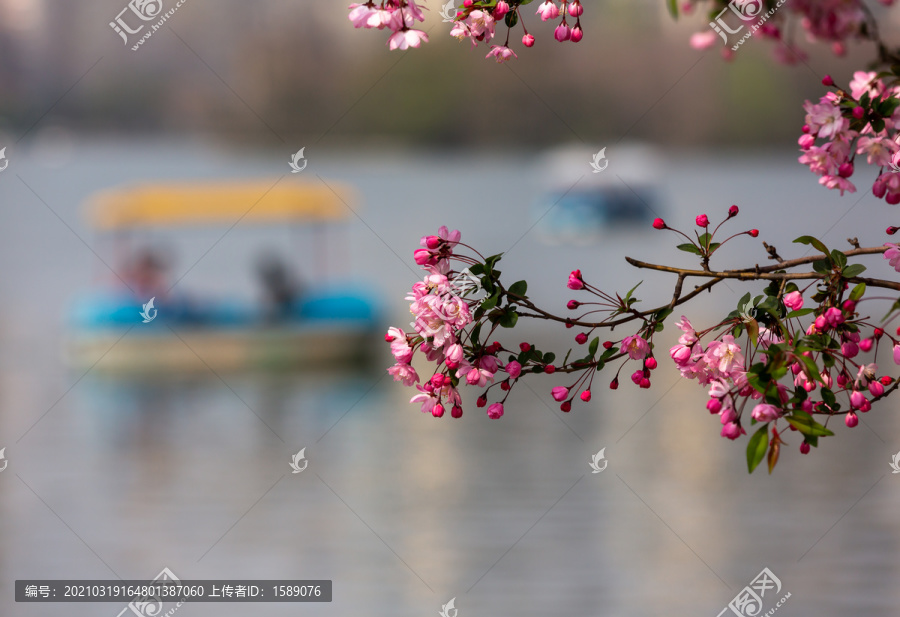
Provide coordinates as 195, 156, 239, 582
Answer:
87, 180, 355, 231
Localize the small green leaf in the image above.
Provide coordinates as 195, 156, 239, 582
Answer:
588, 337, 599, 357
794, 236, 830, 258
747, 426, 769, 473
499, 310, 518, 328
504, 10, 518, 27
843, 263, 867, 278
850, 283, 866, 302
785, 308, 814, 319
467, 263, 484, 276
508, 280, 528, 297
667, 0, 678, 18
676, 243, 702, 255
830, 249, 848, 269
543, 352, 556, 364
481, 292, 500, 311
785, 410, 835, 437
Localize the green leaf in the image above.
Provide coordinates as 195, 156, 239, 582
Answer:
746, 318, 760, 345
623, 281, 643, 303
504, 10, 518, 27
467, 263, 484, 276
850, 283, 866, 302
667, 0, 678, 18
812, 259, 832, 275
794, 236, 830, 258
830, 249, 848, 269
796, 354, 822, 383
676, 243, 701, 255
698, 232, 712, 249
543, 352, 556, 365
843, 263, 867, 278
747, 426, 769, 474
508, 280, 528, 297
481, 292, 500, 311
588, 337, 599, 357
785, 308, 814, 319
785, 410, 835, 437
499, 310, 518, 328
484, 253, 503, 269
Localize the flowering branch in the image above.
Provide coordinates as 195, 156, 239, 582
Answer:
386, 210, 900, 474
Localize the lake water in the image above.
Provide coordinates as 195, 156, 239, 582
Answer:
1, 141, 899, 616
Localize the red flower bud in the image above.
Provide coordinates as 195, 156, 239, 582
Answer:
476, 396, 487, 408
652, 218, 666, 230
609, 378, 619, 390
748, 229, 759, 237
560, 401, 572, 412
888, 226, 899, 235
544, 364, 556, 374
822, 75, 834, 86
580, 390, 591, 402
519, 343, 531, 352
728, 205, 739, 217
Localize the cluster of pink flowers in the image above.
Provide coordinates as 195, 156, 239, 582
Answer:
348, 1, 428, 50
451, 0, 584, 63
386, 226, 525, 419
798, 72, 900, 199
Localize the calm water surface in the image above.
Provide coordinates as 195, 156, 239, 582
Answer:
1, 142, 899, 616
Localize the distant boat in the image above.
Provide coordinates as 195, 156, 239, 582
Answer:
65, 180, 378, 374
532, 144, 663, 244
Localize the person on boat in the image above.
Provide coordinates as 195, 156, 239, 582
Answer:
256, 252, 303, 322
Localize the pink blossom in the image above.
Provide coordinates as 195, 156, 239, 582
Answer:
621, 335, 650, 360
675, 315, 698, 345
487, 402, 504, 419
410, 386, 438, 414
466, 367, 494, 387
486, 45, 518, 63
536, 1, 560, 21
751, 403, 781, 423
567, 269, 584, 290
505, 360, 522, 379
884, 243, 900, 273
805, 102, 846, 139
552, 386, 569, 402
690, 31, 718, 50
554, 22, 571, 42
387, 28, 429, 51
783, 291, 804, 311
857, 136, 898, 167
819, 174, 856, 196
869, 381, 885, 397
348, 3, 377, 28
388, 363, 419, 386
445, 343, 464, 368
705, 335, 744, 374
670, 344, 692, 366
721, 421, 745, 440
841, 341, 859, 359
893, 344, 900, 365
849, 71, 882, 100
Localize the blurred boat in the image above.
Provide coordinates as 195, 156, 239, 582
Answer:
531, 144, 664, 245
65, 180, 378, 374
